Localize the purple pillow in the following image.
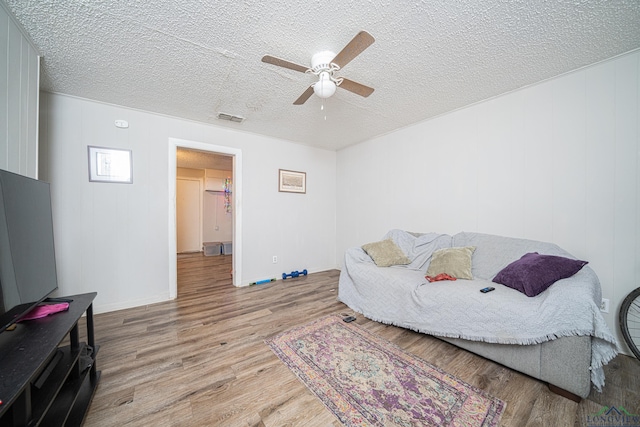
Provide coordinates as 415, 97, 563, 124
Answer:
492, 252, 588, 297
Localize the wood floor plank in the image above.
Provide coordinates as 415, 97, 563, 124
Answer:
83, 253, 640, 426
524, 389, 578, 427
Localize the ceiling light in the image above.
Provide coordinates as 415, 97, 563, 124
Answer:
313, 72, 336, 99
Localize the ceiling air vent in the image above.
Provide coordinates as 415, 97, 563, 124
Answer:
217, 112, 245, 123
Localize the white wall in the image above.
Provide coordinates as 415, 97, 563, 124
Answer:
0, 2, 39, 177
38, 92, 336, 313
203, 192, 233, 244
203, 169, 233, 244
336, 50, 640, 352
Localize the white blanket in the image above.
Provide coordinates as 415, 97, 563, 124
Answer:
338, 230, 619, 391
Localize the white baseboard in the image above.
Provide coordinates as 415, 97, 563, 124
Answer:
93, 294, 174, 315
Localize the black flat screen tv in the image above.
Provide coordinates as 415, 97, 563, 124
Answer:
0, 169, 59, 332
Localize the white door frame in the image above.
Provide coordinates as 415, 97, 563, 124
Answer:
168, 138, 242, 298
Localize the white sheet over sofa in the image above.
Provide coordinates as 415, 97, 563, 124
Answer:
338, 230, 619, 392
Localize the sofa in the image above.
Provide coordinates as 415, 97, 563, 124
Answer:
338, 230, 619, 400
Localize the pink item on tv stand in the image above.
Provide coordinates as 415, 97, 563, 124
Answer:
19, 302, 70, 322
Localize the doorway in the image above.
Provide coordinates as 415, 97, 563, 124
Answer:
168, 138, 243, 298
175, 149, 232, 295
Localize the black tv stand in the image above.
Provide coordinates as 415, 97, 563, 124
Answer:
0, 293, 100, 426
45, 297, 74, 303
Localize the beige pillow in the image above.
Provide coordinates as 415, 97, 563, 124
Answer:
426, 246, 476, 279
361, 239, 411, 267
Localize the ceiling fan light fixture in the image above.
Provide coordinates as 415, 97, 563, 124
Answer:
262, 31, 375, 105
313, 72, 336, 99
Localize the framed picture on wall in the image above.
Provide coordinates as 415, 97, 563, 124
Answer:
88, 146, 133, 183
278, 169, 306, 193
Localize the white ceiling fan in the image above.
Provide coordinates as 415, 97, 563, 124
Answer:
262, 31, 375, 105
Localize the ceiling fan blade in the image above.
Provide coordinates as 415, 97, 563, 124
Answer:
339, 78, 374, 98
331, 31, 375, 69
293, 86, 315, 105
261, 55, 309, 73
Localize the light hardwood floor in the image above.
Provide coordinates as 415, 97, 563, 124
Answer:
83, 253, 640, 426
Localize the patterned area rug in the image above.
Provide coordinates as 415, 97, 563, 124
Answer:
266, 315, 505, 427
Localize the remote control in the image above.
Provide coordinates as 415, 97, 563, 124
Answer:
343, 316, 356, 323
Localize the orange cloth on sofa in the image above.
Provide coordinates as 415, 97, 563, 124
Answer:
425, 273, 457, 282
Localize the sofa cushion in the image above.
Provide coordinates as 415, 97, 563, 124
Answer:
492, 252, 588, 297
452, 232, 575, 280
383, 229, 453, 271
361, 239, 411, 267
425, 246, 475, 279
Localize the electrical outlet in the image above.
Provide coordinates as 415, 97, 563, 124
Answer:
600, 298, 610, 313
272, 256, 277, 264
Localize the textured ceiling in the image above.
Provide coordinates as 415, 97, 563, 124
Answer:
176, 148, 232, 171
6, 0, 640, 151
